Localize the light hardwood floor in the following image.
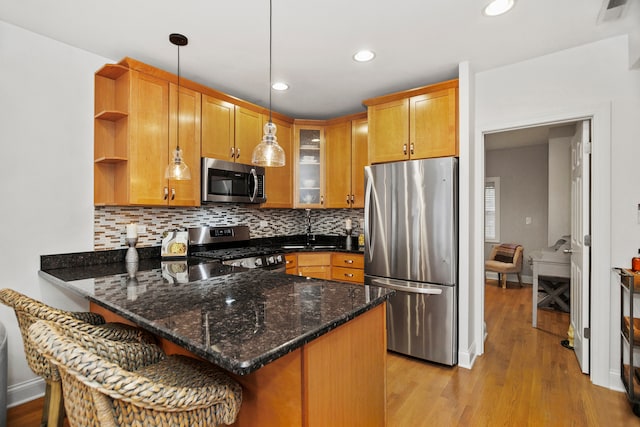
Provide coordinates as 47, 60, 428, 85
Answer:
7, 281, 640, 426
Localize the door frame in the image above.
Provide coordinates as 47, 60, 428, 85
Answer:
472, 102, 612, 387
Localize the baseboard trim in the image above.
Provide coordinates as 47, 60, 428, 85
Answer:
7, 377, 44, 408
485, 272, 533, 285
457, 342, 477, 369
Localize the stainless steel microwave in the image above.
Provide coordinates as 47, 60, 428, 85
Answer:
201, 158, 266, 204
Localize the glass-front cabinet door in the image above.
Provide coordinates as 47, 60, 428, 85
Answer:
294, 124, 325, 208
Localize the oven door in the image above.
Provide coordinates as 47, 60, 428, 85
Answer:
201, 158, 266, 204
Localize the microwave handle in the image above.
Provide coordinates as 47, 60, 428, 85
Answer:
249, 168, 258, 202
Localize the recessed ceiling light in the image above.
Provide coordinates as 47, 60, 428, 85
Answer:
483, 0, 515, 16
271, 82, 289, 91
353, 50, 376, 62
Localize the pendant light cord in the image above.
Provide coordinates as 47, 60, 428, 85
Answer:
269, 0, 273, 123
176, 44, 181, 152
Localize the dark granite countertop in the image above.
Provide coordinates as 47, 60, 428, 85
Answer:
40, 257, 390, 376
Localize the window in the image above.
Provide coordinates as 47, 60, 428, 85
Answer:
485, 177, 500, 242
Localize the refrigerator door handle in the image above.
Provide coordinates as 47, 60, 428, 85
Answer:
365, 175, 374, 258
371, 278, 444, 295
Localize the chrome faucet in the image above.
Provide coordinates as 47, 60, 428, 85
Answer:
305, 209, 315, 245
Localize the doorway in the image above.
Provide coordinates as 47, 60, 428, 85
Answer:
481, 119, 591, 374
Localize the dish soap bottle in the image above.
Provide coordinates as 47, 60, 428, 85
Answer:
632, 249, 640, 272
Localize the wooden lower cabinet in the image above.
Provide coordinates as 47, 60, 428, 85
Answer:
285, 254, 298, 275
331, 253, 364, 284
296, 252, 332, 280
90, 301, 387, 427
286, 252, 365, 284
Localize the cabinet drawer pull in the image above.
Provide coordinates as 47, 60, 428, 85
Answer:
171, 188, 176, 200
286, 260, 292, 264
230, 147, 235, 158
410, 143, 415, 155
403, 144, 407, 155
344, 259, 354, 264
344, 273, 354, 278
163, 187, 169, 200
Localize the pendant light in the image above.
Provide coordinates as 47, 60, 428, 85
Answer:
165, 33, 191, 180
251, 0, 286, 167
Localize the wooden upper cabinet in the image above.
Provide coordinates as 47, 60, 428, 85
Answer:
351, 118, 368, 208
365, 79, 458, 164
410, 87, 458, 159
201, 95, 235, 160
168, 83, 201, 207
234, 106, 263, 164
324, 113, 368, 209
127, 71, 170, 205
96, 69, 201, 207
325, 121, 352, 208
262, 116, 294, 208
367, 99, 409, 164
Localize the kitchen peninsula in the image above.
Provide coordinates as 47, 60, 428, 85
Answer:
39, 253, 392, 427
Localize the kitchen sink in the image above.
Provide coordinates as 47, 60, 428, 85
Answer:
281, 244, 338, 250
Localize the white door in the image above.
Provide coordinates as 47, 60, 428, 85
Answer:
570, 120, 591, 374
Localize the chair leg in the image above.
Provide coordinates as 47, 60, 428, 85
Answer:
517, 273, 522, 288
501, 273, 507, 289
40, 381, 51, 427
47, 380, 65, 427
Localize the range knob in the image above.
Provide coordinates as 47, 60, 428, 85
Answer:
254, 258, 263, 267
267, 256, 275, 265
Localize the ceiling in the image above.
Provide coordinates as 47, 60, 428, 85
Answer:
1, 0, 638, 119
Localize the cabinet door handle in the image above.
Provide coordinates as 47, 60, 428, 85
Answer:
351, 194, 355, 204
171, 188, 176, 200
403, 144, 407, 155
230, 147, 235, 158
320, 195, 324, 205
410, 143, 415, 155
344, 273, 354, 278
344, 259, 354, 264
346, 194, 350, 205
236, 148, 240, 158
163, 187, 169, 200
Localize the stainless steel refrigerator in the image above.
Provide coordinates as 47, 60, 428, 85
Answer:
364, 157, 458, 365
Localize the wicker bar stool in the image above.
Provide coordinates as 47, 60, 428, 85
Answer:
29, 319, 243, 426
0, 288, 155, 427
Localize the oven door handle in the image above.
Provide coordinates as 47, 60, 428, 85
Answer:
249, 168, 258, 202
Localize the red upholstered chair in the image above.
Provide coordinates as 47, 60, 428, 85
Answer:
485, 244, 524, 289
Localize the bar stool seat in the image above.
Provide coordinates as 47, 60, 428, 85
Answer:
29, 319, 242, 426
0, 288, 154, 427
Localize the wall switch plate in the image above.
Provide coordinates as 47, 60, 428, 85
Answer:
525, 216, 532, 225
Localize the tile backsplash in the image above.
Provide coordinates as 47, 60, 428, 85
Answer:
95, 205, 364, 250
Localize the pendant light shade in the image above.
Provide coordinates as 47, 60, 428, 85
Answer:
252, 122, 285, 167
251, 0, 286, 167
165, 33, 191, 180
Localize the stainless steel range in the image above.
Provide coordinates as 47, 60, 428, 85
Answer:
189, 225, 286, 272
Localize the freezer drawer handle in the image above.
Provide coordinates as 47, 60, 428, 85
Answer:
371, 279, 443, 295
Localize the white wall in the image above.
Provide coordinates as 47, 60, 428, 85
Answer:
0, 21, 111, 405
473, 35, 640, 388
